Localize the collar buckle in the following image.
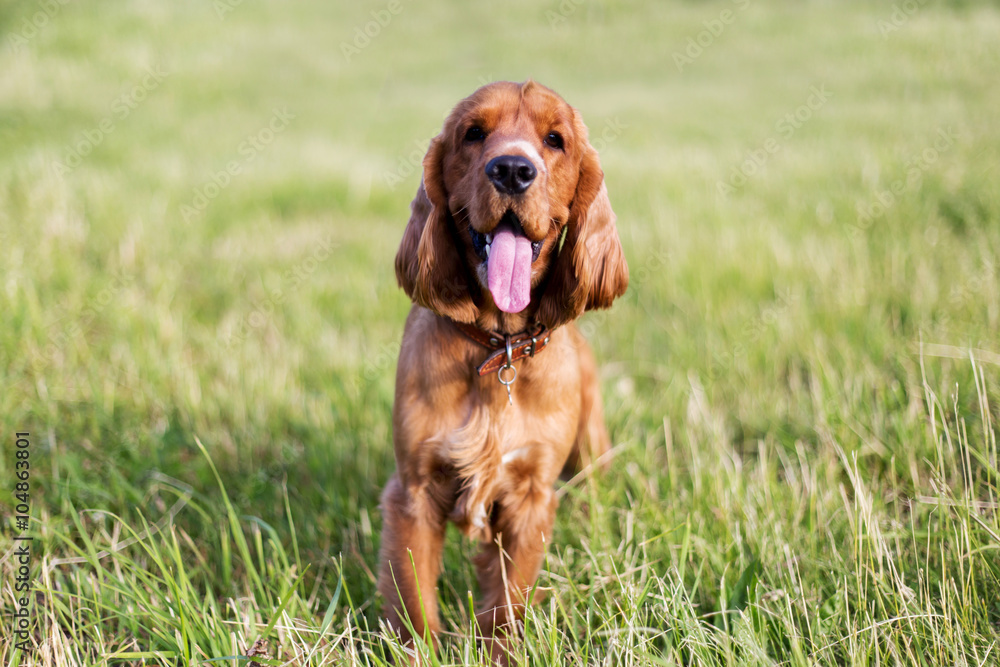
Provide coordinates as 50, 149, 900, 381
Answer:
452, 320, 554, 380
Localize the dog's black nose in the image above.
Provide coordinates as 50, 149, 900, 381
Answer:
485, 155, 537, 195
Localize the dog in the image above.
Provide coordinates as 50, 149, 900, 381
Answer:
378, 80, 628, 664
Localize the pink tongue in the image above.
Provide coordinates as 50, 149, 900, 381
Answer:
487, 227, 532, 313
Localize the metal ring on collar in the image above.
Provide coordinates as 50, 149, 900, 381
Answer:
498, 364, 517, 386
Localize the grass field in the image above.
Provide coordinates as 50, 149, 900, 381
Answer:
2, 0, 999, 664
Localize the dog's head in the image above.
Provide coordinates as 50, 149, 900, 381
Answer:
396, 80, 628, 331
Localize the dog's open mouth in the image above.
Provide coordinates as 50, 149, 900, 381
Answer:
470, 211, 543, 313
470, 212, 543, 263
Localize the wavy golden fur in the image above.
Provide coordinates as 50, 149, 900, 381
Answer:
380, 80, 628, 664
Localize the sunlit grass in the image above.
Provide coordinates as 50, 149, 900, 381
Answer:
1, 0, 999, 664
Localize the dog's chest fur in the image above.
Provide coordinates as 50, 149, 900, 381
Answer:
435, 379, 576, 542
395, 313, 583, 541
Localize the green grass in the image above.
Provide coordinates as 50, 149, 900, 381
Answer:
2, 0, 999, 664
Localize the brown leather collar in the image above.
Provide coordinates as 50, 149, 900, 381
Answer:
453, 321, 553, 376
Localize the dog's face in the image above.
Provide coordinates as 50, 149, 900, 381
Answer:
396, 80, 628, 330
437, 82, 582, 312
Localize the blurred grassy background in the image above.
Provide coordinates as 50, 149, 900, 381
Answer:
1, 0, 998, 664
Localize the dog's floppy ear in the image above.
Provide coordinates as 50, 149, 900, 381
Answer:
395, 136, 479, 323
536, 121, 629, 329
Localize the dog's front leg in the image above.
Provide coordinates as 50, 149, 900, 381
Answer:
378, 473, 447, 654
473, 482, 558, 665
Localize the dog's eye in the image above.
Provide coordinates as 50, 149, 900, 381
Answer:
544, 131, 564, 150
464, 126, 486, 142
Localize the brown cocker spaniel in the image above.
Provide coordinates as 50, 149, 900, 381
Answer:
379, 80, 629, 664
